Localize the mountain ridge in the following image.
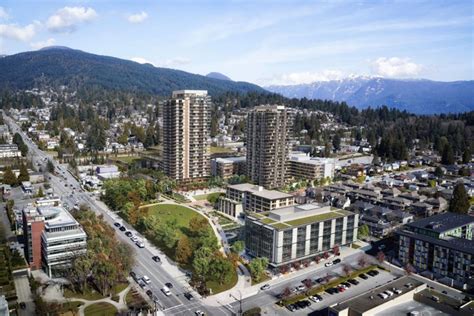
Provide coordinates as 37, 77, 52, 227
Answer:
266, 77, 474, 114
0, 47, 264, 96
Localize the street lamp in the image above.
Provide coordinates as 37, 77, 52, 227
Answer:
229, 290, 243, 316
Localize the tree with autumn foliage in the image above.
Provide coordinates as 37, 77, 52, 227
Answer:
376, 251, 386, 263
176, 235, 193, 264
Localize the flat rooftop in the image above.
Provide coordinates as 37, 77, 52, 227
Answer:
215, 156, 246, 164
249, 203, 354, 230
289, 153, 335, 165
227, 183, 293, 200
37, 206, 79, 229
331, 276, 425, 314
398, 229, 474, 255
406, 212, 474, 233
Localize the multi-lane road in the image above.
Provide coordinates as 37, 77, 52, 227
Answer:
4, 114, 229, 316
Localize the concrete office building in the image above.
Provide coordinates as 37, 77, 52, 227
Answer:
218, 183, 294, 218
397, 213, 474, 289
245, 203, 358, 268
246, 105, 291, 189
162, 90, 210, 181
23, 205, 87, 277
0, 144, 21, 158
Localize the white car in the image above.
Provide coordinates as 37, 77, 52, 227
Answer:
309, 295, 321, 302
142, 275, 151, 284
296, 285, 305, 292
195, 311, 205, 316
136, 241, 145, 248
325, 262, 333, 267
161, 286, 172, 296
131, 236, 139, 242
260, 284, 270, 290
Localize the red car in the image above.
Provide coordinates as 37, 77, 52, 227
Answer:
337, 286, 345, 292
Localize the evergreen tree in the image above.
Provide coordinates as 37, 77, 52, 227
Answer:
18, 163, 29, 182
441, 143, 455, 165
448, 183, 470, 214
462, 147, 471, 164
2, 167, 18, 186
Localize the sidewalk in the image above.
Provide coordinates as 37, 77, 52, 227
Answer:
203, 245, 363, 306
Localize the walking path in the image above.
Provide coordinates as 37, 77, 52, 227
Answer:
42, 282, 132, 316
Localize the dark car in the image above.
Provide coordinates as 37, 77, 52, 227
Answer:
341, 282, 351, 288
348, 279, 359, 285
130, 271, 137, 279
359, 273, 368, 279
297, 300, 311, 308
125, 231, 133, 237
314, 294, 323, 301
184, 292, 194, 300
315, 277, 324, 283
368, 270, 379, 276
325, 288, 337, 295
146, 290, 153, 297
286, 304, 296, 312
165, 282, 173, 288
152, 256, 161, 263
332, 258, 341, 264
119, 226, 126, 232
114, 222, 121, 227
19, 302, 26, 309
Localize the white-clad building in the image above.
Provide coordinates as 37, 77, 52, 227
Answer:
0, 144, 21, 158
23, 205, 87, 277
288, 152, 336, 181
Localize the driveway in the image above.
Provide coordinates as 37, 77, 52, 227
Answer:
14, 275, 35, 316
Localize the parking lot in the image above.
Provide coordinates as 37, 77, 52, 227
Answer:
236, 266, 399, 315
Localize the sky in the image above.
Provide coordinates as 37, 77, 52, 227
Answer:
0, 0, 472, 86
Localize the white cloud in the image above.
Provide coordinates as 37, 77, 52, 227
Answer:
162, 57, 191, 68
46, 6, 97, 33
130, 56, 191, 68
0, 7, 9, 20
131, 57, 155, 66
263, 70, 346, 86
372, 57, 423, 77
30, 38, 56, 50
128, 11, 148, 24
0, 23, 37, 41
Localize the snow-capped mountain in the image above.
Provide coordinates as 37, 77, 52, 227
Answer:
266, 77, 474, 114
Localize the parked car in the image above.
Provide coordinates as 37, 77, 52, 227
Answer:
195, 310, 205, 316
286, 304, 296, 312
146, 290, 153, 297
165, 282, 173, 288
129, 271, 137, 280
119, 226, 126, 232
332, 258, 341, 264
142, 275, 151, 284
309, 295, 321, 302
315, 277, 324, 283
378, 292, 388, 299
341, 282, 351, 288
184, 292, 194, 300
260, 284, 270, 290
152, 256, 161, 263
359, 273, 368, 280
114, 222, 121, 227
296, 285, 305, 292
348, 279, 359, 285
125, 231, 133, 237
325, 262, 333, 267
136, 241, 145, 248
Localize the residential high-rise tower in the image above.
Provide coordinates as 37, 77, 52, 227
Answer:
246, 105, 291, 189
162, 90, 210, 181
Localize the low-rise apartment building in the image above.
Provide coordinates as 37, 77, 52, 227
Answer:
245, 203, 358, 268
210, 156, 246, 179
397, 213, 474, 289
0, 144, 21, 158
218, 183, 294, 218
288, 152, 335, 181
22, 205, 87, 277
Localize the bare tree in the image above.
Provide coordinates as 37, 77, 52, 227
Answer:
376, 251, 385, 263
342, 264, 352, 276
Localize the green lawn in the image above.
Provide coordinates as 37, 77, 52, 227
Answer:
194, 192, 223, 201
64, 288, 104, 301
210, 146, 234, 154
144, 204, 209, 232
110, 156, 140, 164
84, 302, 117, 316
206, 267, 238, 294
